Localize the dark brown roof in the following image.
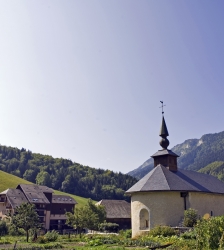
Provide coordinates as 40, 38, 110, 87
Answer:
96, 200, 131, 219
126, 164, 224, 194
16, 184, 52, 204
3, 189, 28, 208
151, 149, 179, 157
52, 195, 77, 204
17, 184, 53, 193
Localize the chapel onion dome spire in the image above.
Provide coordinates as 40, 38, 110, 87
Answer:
151, 101, 179, 171
159, 116, 169, 149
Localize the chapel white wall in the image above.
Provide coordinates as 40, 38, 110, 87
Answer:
188, 192, 224, 217
131, 191, 224, 238
131, 191, 184, 238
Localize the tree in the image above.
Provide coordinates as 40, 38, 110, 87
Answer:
9, 203, 40, 242
65, 199, 106, 237
86, 199, 106, 229
23, 169, 38, 182
66, 207, 97, 237
0, 144, 137, 201
36, 171, 51, 187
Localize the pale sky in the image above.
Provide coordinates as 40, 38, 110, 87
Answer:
0, 1, 224, 173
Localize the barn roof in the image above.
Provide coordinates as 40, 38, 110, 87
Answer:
96, 199, 131, 219
126, 164, 224, 194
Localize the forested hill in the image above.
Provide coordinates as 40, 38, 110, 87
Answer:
0, 145, 137, 201
198, 161, 224, 182
128, 131, 224, 179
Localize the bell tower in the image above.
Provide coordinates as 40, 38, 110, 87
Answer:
151, 102, 179, 171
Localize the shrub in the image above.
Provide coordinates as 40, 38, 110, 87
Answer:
148, 226, 176, 237
0, 240, 11, 245
43, 242, 63, 249
183, 208, 198, 227
181, 229, 197, 239
0, 220, 8, 235
8, 224, 25, 236
29, 242, 63, 249
119, 229, 132, 238
88, 238, 103, 246
122, 239, 160, 248
98, 222, 119, 232
195, 215, 224, 250
36, 236, 48, 244
168, 238, 197, 250
44, 230, 59, 242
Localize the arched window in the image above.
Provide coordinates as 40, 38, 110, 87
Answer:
139, 208, 149, 230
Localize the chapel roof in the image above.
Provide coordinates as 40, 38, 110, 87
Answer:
96, 199, 131, 219
126, 164, 224, 194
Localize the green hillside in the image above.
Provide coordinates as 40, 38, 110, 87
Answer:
198, 161, 224, 182
0, 170, 91, 207
0, 145, 136, 201
0, 170, 31, 191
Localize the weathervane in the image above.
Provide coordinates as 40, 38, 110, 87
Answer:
159, 101, 166, 115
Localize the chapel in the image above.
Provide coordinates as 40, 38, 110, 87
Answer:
126, 112, 224, 238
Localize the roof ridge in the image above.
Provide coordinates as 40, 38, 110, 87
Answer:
126, 167, 159, 193
162, 168, 200, 191
159, 165, 171, 190
140, 165, 170, 191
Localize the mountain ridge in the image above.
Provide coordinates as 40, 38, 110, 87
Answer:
128, 131, 224, 179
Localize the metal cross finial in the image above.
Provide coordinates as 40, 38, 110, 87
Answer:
159, 101, 166, 115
